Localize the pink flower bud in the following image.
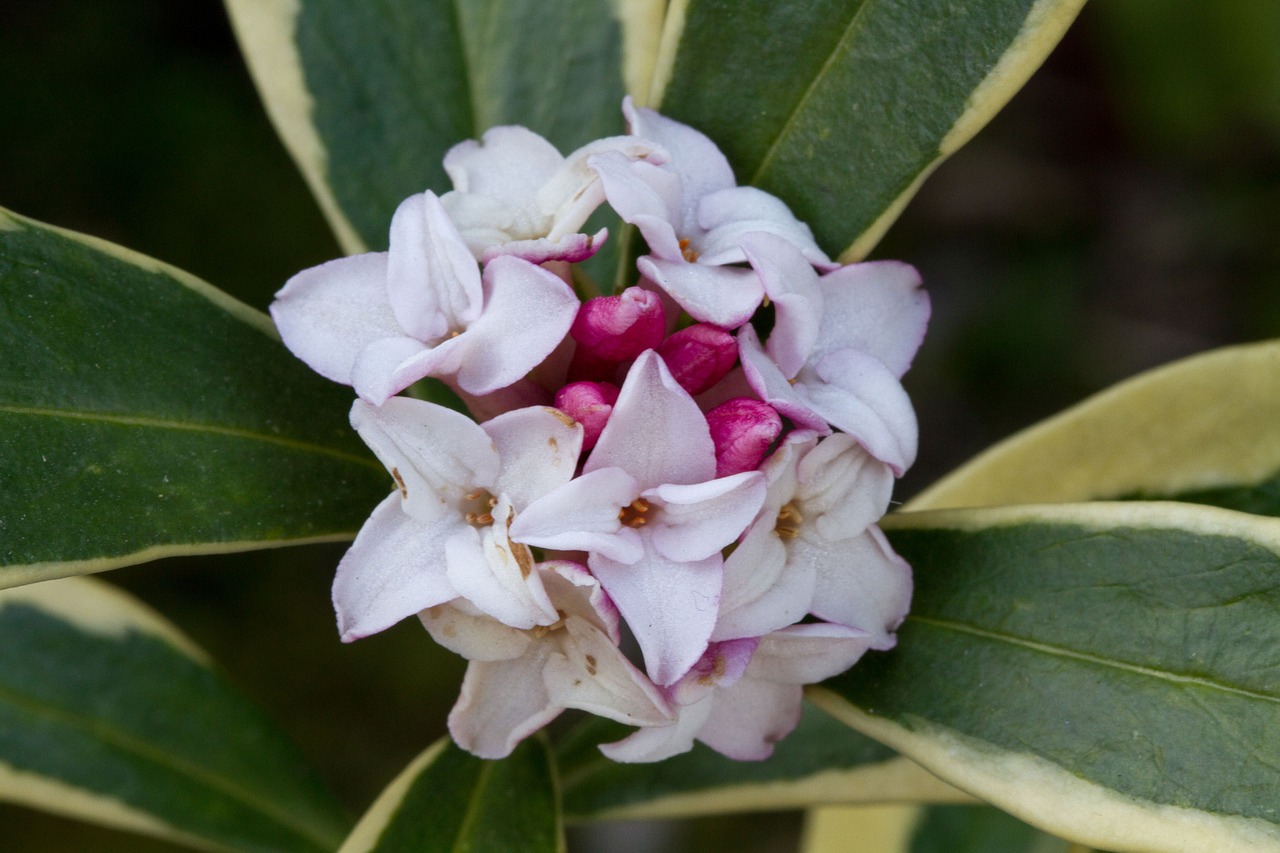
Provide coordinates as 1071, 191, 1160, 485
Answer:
570, 287, 667, 362
657, 323, 737, 396
554, 381, 621, 451
706, 398, 782, 477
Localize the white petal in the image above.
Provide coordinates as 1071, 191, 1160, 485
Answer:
447, 254, 579, 395
737, 324, 830, 434
448, 644, 560, 759
795, 433, 894, 539
332, 494, 458, 641
698, 186, 831, 268
809, 526, 912, 650
638, 256, 763, 328
598, 693, 716, 763
508, 467, 644, 563
714, 521, 816, 642
644, 471, 766, 562
444, 125, 563, 210
348, 335, 433, 405
350, 397, 499, 524
270, 252, 398, 386
590, 547, 721, 687
740, 232, 824, 378
484, 406, 583, 510
697, 677, 803, 761
543, 618, 671, 726
815, 260, 929, 378
591, 151, 684, 258
587, 351, 716, 488
748, 623, 874, 684
541, 135, 657, 239
386, 192, 483, 339
419, 600, 532, 662
624, 98, 736, 231
445, 502, 558, 630
800, 351, 918, 474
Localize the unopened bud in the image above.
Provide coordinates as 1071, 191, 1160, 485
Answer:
706, 398, 782, 477
570, 287, 667, 362
657, 324, 737, 396
554, 381, 621, 451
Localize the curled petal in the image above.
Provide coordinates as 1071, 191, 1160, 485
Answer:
449, 644, 560, 759
543, 618, 671, 726
386, 191, 483, 339
815, 260, 930, 378
483, 406, 584, 509
509, 466, 644, 563
644, 471, 766, 563
748, 622, 875, 684
809, 526, 912, 650
803, 351, 919, 474
698, 186, 832, 269
624, 96, 735, 228
599, 693, 716, 764
420, 600, 532, 662
638, 256, 763, 329
445, 500, 558, 630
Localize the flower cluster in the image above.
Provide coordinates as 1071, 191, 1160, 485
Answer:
271, 99, 929, 763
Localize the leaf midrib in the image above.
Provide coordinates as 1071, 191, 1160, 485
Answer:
0, 679, 337, 851
747, 0, 872, 186
910, 614, 1280, 705
0, 404, 380, 472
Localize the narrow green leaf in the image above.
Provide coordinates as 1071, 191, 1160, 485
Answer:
0, 207, 387, 587
908, 340, 1280, 516
812, 502, 1280, 852
226, 0, 635, 255
558, 704, 969, 821
653, 0, 1084, 259
339, 737, 561, 853
0, 576, 350, 852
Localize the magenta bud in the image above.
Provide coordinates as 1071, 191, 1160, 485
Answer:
570, 287, 667, 363
657, 324, 738, 396
706, 398, 782, 477
555, 381, 621, 451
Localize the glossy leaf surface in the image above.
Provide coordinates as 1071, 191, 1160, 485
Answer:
814, 502, 1280, 852
0, 577, 349, 852
339, 737, 560, 853
0, 208, 387, 587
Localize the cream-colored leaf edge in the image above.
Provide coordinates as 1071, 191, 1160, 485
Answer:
567, 754, 974, 822
840, 0, 1087, 262
832, 501, 1280, 853
646, 0, 688, 107
0, 577, 221, 851
809, 693, 1280, 853
906, 339, 1280, 512
612, 0, 667, 106
0, 206, 274, 337
801, 804, 922, 853
339, 738, 449, 852
224, 0, 366, 255
2, 533, 356, 593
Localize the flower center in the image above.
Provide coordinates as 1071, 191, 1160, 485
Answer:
530, 609, 569, 638
463, 488, 498, 526
618, 497, 652, 528
678, 237, 700, 263
775, 502, 803, 539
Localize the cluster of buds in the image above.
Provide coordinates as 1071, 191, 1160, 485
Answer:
271, 99, 929, 762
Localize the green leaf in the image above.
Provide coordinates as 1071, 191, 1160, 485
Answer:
0, 576, 350, 852
0, 207, 387, 588
908, 340, 1280, 516
558, 704, 969, 821
338, 737, 561, 853
812, 502, 1280, 852
652, 0, 1085, 259
226, 0, 646, 256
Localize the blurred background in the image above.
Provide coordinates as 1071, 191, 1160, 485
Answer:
1, 2, 1279, 850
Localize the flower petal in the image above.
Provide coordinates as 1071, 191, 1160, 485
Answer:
795, 433, 895, 539
543, 618, 671, 726
740, 233, 824, 378
483, 406, 584, 509
637, 256, 764, 329
599, 692, 716, 763
802, 350, 919, 474
748, 622, 875, 684
420, 600, 532, 662
590, 546, 722, 687
643, 471, 766, 563
448, 643, 560, 759
350, 397, 500, 524
587, 350, 716, 488
698, 678, 802, 761
814, 260, 930, 378
698, 186, 831, 269
386, 191, 483, 339
445, 500, 558, 630
624, 97, 735, 229
270, 252, 398, 386
508, 466, 644, 563
808, 526, 912, 650
332, 493, 458, 642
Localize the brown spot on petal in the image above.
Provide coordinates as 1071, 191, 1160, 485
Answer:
391, 467, 407, 499
514, 543, 534, 579
697, 654, 727, 686
547, 407, 578, 429
585, 654, 598, 676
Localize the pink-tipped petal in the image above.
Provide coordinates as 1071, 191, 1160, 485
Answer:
706, 398, 783, 476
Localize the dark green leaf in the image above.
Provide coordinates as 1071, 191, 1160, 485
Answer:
815, 502, 1280, 851
340, 737, 561, 853
0, 209, 387, 586
0, 577, 349, 853
656, 0, 1084, 258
